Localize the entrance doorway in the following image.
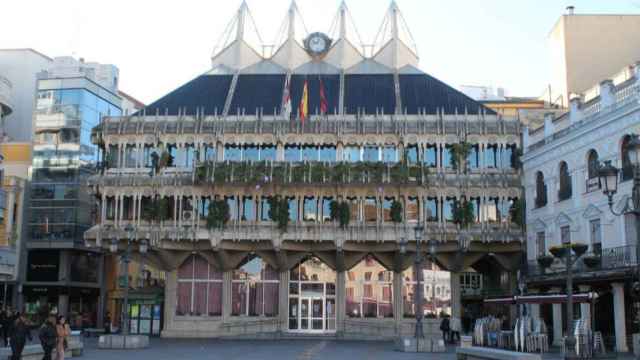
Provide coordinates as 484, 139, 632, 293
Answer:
288, 257, 336, 333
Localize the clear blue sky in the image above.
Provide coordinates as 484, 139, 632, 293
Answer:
1, 0, 639, 103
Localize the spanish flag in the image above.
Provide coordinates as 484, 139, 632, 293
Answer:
299, 80, 309, 124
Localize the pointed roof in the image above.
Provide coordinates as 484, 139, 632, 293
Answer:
324, 2, 364, 70
372, 1, 419, 69
210, 1, 264, 71
270, 1, 311, 70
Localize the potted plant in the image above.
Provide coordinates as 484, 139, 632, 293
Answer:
582, 254, 601, 268
390, 200, 403, 224
451, 142, 472, 171
268, 196, 289, 232
207, 199, 230, 230
549, 244, 570, 258
571, 243, 588, 257
537, 255, 554, 268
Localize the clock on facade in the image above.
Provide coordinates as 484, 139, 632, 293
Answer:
304, 32, 332, 57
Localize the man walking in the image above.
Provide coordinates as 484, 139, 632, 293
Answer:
9, 313, 31, 360
39, 315, 57, 360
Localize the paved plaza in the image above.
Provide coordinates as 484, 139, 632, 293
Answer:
76, 338, 635, 360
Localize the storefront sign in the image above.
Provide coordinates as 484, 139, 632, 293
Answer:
26, 251, 59, 282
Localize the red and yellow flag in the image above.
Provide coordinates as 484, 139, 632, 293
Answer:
299, 80, 308, 124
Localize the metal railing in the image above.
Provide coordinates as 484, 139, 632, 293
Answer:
527, 245, 638, 277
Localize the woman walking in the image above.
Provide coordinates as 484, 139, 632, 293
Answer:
55, 316, 70, 360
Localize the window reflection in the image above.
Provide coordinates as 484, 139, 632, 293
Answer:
343, 146, 360, 162
232, 256, 279, 317
424, 145, 437, 167
363, 145, 379, 162
346, 256, 393, 318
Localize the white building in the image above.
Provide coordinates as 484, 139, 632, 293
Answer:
522, 61, 640, 353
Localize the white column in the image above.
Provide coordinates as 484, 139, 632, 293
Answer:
578, 285, 591, 328
612, 282, 628, 352
551, 287, 563, 346
450, 272, 461, 319
101, 194, 107, 224
278, 270, 289, 332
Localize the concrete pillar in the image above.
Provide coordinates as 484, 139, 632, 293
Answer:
550, 287, 563, 346
450, 272, 461, 320
276, 142, 285, 162
612, 282, 628, 352
222, 271, 232, 319
578, 285, 591, 328
336, 271, 346, 334
58, 295, 69, 317
163, 270, 177, 334
393, 271, 404, 336
278, 270, 289, 332
97, 254, 106, 328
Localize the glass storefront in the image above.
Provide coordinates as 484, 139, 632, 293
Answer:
288, 257, 336, 333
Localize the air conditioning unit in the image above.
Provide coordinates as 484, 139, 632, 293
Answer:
182, 210, 193, 221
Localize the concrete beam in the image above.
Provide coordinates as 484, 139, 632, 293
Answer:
492, 252, 522, 272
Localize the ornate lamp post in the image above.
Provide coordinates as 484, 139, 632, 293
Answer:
399, 224, 427, 348
110, 224, 148, 335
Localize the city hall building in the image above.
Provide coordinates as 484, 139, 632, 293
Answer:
85, 2, 524, 338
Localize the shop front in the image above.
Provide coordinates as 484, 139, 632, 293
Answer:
109, 287, 164, 336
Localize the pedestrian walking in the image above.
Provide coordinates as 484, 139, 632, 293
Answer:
440, 314, 450, 343
104, 312, 111, 335
450, 316, 461, 344
39, 315, 57, 360
55, 316, 70, 360
9, 313, 31, 360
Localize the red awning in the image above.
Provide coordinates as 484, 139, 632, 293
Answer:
483, 292, 598, 305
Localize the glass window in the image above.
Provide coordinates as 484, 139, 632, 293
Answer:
301, 145, 318, 162
424, 145, 436, 167
303, 197, 317, 222
232, 256, 279, 317
285, 145, 301, 162
226, 196, 238, 221
503, 145, 515, 169
382, 198, 394, 222
261, 196, 271, 222
200, 144, 216, 162
347, 197, 359, 222
558, 162, 572, 201
561, 225, 571, 244
125, 145, 137, 168
382, 146, 397, 163
184, 144, 195, 168
442, 146, 453, 168
319, 145, 336, 163
468, 145, 479, 169
444, 198, 455, 222
426, 197, 438, 222
176, 255, 223, 316
200, 197, 211, 219
590, 219, 602, 255
536, 232, 546, 256
406, 197, 418, 223
346, 256, 393, 318
343, 146, 360, 162
403, 262, 450, 318
242, 196, 255, 221
405, 145, 418, 164
288, 197, 298, 222
364, 197, 377, 222
485, 145, 498, 168
486, 197, 500, 223
322, 197, 333, 223
363, 145, 379, 162
260, 145, 276, 161
470, 197, 481, 223
243, 145, 259, 162
224, 145, 241, 161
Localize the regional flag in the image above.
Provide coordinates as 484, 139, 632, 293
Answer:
282, 76, 292, 119
319, 78, 328, 115
299, 80, 309, 123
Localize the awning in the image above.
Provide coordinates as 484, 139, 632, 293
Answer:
483, 292, 598, 305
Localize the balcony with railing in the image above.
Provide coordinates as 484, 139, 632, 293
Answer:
0, 76, 13, 116
527, 245, 638, 280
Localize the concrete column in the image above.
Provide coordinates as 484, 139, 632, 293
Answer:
393, 271, 403, 335
97, 254, 106, 328
114, 195, 119, 227
5, 181, 15, 240
336, 271, 346, 334
276, 142, 285, 162
163, 270, 177, 334
101, 194, 107, 224
436, 143, 441, 170
278, 270, 289, 332
222, 271, 232, 319
450, 272, 461, 320
578, 285, 591, 328
550, 286, 563, 346
612, 282, 628, 352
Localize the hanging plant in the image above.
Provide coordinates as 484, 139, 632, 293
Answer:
104, 151, 116, 169
213, 162, 229, 183
250, 161, 269, 183
268, 196, 289, 232
511, 148, 523, 170
159, 150, 173, 169
329, 201, 340, 222
451, 142, 472, 170
391, 162, 409, 183
207, 199, 230, 230
143, 197, 170, 222
332, 163, 349, 183
291, 164, 306, 183
509, 198, 525, 227
453, 199, 475, 228
390, 200, 403, 223
195, 165, 208, 182
338, 202, 351, 229
272, 163, 287, 183
310, 163, 325, 183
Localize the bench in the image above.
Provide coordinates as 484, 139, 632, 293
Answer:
456, 346, 541, 360
0, 339, 83, 359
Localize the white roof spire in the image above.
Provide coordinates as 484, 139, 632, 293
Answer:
372, 1, 419, 69
209, 1, 263, 72
271, 0, 311, 71
325, 1, 364, 70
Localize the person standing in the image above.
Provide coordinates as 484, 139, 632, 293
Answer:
9, 313, 31, 360
103, 312, 111, 335
450, 316, 461, 344
440, 314, 450, 344
55, 316, 71, 360
39, 316, 57, 360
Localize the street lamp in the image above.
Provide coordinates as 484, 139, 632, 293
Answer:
414, 224, 425, 340
110, 224, 149, 336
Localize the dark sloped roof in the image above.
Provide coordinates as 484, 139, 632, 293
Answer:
399, 74, 495, 115
138, 71, 493, 116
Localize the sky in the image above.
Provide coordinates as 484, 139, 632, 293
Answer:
1, 0, 639, 104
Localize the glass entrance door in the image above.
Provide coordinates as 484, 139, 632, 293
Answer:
298, 297, 324, 332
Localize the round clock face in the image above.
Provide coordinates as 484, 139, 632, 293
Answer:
305, 32, 331, 56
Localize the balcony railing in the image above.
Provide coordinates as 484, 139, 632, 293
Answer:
527, 245, 638, 277
195, 161, 427, 186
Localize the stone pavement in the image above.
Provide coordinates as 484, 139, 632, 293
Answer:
79, 338, 637, 360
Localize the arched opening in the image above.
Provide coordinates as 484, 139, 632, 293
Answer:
176, 254, 223, 317
622, 135, 634, 181
346, 255, 393, 319
587, 149, 601, 192
288, 257, 336, 332
558, 161, 572, 201
535, 171, 547, 208
232, 255, 279, 317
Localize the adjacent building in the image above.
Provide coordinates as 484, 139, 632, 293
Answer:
86, 2, 523, 338
522, 63, 640, 352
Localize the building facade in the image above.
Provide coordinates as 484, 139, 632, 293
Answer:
522, 62, 640, 352
23, 56, 122, 329
85, 2, 523, 338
